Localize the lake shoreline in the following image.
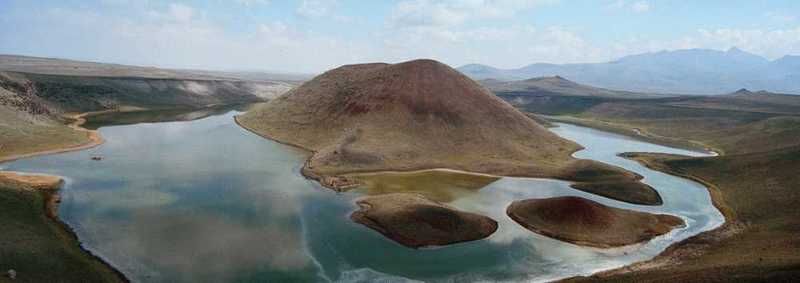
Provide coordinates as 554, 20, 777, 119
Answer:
0, 111, 108, 164
554, 145, 733, 280
545, 116, 724, 156
534, 120, 735, 281
236, 113, 726, 281
2, 111, 726, 282
0, 171, 129, 283
233, 115, 652, 194
540, 119, 737, 281
0, 111, 128, 283
562, 153, 737, 281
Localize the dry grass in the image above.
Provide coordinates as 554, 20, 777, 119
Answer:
238, 59, 646, 187
347, 169, 499, 203
508, 196, 683, 248
569, 150, 800, 282
511, 90, 800, 281
0, 108, 91, 163
351, 193, 498, 248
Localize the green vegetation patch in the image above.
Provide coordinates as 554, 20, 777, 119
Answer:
0, 183, 123, 283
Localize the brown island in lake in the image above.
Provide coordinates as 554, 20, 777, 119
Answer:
236, 59, 644, 186
507, 196, 685, 248
570, 181, 662, 206
236, 58, 665, 247
351, 193, 498, 248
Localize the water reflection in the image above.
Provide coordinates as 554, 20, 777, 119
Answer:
3, 113, 724, 282
348, 170, 499, 202
82, 104, 254, 130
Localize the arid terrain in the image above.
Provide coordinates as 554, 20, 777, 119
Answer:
237, 59, 646, 187
0, 55, 295, 162
507, 196, 684, 248
485, 76, 800, 281
351, 193, 499, 248
3, 1, 797, 281
1, 54, 798, 282
0, 56, 296, 282
235, 59, 683, 252
0, 172, 126, 283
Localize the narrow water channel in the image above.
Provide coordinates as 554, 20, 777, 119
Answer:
2, 111, 724, 282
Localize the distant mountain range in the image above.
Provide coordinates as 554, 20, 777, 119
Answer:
479, 76, 668, 99
458, 48, 800, 95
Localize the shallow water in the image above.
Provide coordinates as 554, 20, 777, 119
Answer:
2, 112, 724, 282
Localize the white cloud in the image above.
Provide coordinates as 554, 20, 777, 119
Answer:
609, 0, 651, 13
694, 27, 800, 59
377, 24, 612, 68
4, 1, 800, 74
296, 0, 338, 19
389, 0, 554, 28
234, 0, 270, 7
379, 0, 616, 67
9, 3, 370, 73
168, 3, 195, 23
631, 1, 650, 13
765, 11, 796, 23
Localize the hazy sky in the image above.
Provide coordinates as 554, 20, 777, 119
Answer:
2, 0, 799, 73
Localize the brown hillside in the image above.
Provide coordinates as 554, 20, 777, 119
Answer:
351, 193, 498, 248
508, 197, 684, 248
238, 59, 640, 183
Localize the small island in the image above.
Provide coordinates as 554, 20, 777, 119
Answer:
351, 193, 498, 248
236, 59, 644, 187
570, 181, 663, 206
235, 58, 661, 247
507, 196, 684, 248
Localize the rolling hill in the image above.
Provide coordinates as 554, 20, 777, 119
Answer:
238, 59, 643, 185
0, 55, 296, 161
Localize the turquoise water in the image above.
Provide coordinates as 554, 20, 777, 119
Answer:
2, 112, 724, 282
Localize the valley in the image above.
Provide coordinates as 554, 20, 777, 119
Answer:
487, 76, 800, 281
3, 2, 797, 282
0, 55, 796, 282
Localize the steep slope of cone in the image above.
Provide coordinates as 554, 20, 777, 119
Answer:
237, 59, 638, 182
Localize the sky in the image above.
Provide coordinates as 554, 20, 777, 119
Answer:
1, 0, 799, 73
